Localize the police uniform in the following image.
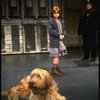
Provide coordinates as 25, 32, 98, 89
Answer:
78, 1, 98, 61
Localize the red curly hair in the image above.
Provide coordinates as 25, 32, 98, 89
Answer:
52, 6, 60, 13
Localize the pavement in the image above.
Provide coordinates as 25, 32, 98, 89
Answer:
1, 48, 99, 100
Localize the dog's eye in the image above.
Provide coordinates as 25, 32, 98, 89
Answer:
31, 74, 35, 77
31, 73, 41, 79
37, 74, 41, 79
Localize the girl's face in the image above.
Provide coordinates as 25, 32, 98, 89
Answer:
53, 11, 60, 19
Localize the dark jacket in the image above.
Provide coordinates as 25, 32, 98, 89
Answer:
78, 8, 98, 36
48, 17, 65, 48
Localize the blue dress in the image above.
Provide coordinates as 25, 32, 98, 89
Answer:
48, 18, 67, 57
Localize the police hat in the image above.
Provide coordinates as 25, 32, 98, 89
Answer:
85, 0, 94, 5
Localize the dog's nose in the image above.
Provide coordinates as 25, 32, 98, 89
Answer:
29, 81, 34, 88
29, 82, 34, 88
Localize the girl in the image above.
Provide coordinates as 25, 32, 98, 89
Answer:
48, 6, 67, 75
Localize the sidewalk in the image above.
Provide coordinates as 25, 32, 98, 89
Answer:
1, 48, 99, 100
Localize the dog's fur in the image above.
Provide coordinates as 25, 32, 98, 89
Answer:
1, 75, 31, 100
2, 68, 66, 100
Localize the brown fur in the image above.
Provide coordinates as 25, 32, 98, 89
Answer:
1, 75, 30, 100
1, 68, 66, 100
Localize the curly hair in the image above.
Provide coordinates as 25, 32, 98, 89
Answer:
52, 6, 60, 13
50, 6, 61, 18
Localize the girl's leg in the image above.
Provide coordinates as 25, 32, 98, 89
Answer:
51, 56, 62, 75
53, 56, 59, 65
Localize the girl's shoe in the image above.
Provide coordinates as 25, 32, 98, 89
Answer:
51, 67, 62, 75
56, 66, 63, 74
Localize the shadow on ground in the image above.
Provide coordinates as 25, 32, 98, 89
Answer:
73, 59, 99, 67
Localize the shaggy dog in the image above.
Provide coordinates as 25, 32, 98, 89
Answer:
2, 68, 66, 100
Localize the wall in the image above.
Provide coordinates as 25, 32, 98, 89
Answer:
63, 0, 84, 47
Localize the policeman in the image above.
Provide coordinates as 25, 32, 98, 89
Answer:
78, 0, 98, 61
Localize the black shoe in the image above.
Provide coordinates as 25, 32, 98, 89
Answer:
51, 67, 62, 75
56, 66, 63, 74
89, 58, 95, 61
81, 57, 89, 60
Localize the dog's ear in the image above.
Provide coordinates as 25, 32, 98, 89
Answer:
45, 75, 53, 89
45, 75, 58, 91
